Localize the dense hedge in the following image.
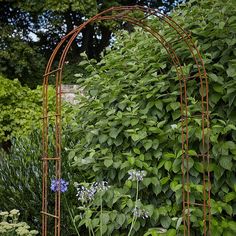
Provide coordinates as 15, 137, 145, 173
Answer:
66, 0, 236, 235
0, 75, 56, 145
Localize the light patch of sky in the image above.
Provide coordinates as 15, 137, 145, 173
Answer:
29, 32, 40, 41
28, 0, 186, 44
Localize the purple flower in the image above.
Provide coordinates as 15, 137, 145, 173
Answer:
50, 179, 69, 193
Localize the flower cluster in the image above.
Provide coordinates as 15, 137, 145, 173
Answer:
50, 179, 69, 193
76, 181, 109, 203
128, 169, 147, 182
0, 209, 38, 235
171, 124, 178, 130
92, 181, 109, 192
132, 207, 149, 219
76, 185, 96, 203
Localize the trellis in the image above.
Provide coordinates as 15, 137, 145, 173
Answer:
42, 5, 211, 236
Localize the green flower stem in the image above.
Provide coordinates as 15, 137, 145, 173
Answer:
100, 194, 103, 236
89, 221, 95, 236
128, 179, 139, 236
64, 195, 81, 236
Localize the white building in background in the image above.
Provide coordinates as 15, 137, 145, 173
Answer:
61, 85, 82, 105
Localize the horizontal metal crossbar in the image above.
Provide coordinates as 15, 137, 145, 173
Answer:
41, 211, 59, 219
184, 202, 204, 207
41, 114, 61, 119
44, 68, 62, 77
42, 157, 60, 161
183, 153, 210, 157
184, 73, 207, 80
140, 12, 153, 21
170, 34, 191, 44
181, 114, 206, 119
56, 91, 78, 95
178, 74, 207, 84
60, 91, 77, 94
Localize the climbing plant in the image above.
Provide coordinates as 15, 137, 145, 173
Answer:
66, 0, 236, 235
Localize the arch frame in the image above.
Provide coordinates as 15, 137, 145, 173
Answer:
42, 5, 211, 236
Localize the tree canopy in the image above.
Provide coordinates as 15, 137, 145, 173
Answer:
0, 0, 185, 87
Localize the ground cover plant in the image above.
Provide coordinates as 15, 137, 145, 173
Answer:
0, 0, 236, 235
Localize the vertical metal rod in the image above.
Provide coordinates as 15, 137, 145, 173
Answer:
183, 77, 190, 236
55, 71, 59, 236
206, 75, 211, 236
42, 72, 49, 236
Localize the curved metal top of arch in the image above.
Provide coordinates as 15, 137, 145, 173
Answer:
42, 5, 211, 236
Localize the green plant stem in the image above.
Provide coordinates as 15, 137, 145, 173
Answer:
89, 221, 95, 236
64, 195, 81, 236
100, 195, 103, 236
128, 179, 139, 236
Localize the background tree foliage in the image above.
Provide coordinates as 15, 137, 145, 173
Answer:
0, 0, 185, 87
0, 75, 55, 151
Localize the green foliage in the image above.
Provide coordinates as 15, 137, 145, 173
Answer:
0, 134, 43, 230
0, 0, 183, 86
0, 39, 45, 87
43, 0, 98, 17
0, 131, 79, 235
64, 0, 236, 234
0, 209, 38, 235
0, 2, 46, 87
0, 75, 55, 144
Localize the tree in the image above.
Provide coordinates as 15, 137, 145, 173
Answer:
0, 0, 185, 87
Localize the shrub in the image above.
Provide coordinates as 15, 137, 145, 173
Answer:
0, 209, 38, 235
0, 75, 55, 149
66, 0, 236, 235
0, 130, 79, 235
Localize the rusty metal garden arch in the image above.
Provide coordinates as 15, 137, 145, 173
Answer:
42, 5, 211, 236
